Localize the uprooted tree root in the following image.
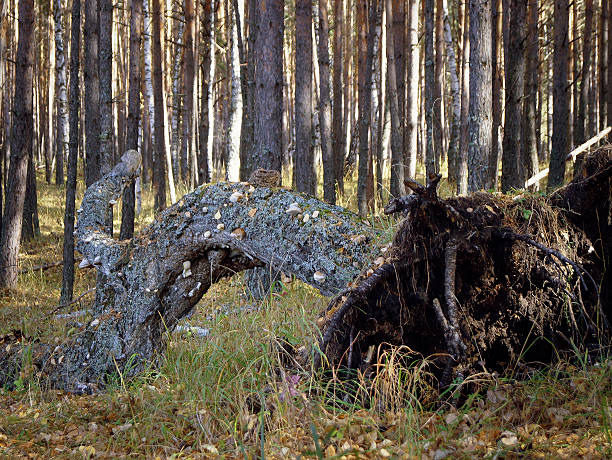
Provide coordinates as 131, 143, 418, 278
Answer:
315, 147, 612, 390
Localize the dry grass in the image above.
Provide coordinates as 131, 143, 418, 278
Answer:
0, 171, 610, 458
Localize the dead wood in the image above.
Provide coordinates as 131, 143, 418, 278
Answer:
315, 146, 612, 390
0, 150, 381, 393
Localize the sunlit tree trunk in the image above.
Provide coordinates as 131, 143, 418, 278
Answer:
152, 0, 167, 209
457, 2, 469, 194
434, 0, 444, 169
424, 0, 436, 177
332, 0, 344, 195
226, 0, 243, 181
405, 0, 419, 181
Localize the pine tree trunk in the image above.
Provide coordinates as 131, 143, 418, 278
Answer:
574, 0, 593, 145
392, 0, 405, 162
385, 0, 405, 198
467, 0, 492, 192
405, 0, 419, 181
0, 0, 34, 289
598, 0, 607, 129
120, 0, 142, 240
295, 0, 315, 195
84, 0, 100, 186
61, 0, 81, 304
457, 4, 469, 194
521, 0, 539, 188
252, 0, 284, 172
99, 0, 113, 178
318, 0, 335, 204
488, 0, 502, 190
143, 0, 155, 187
180, 0, 197, 185
548, 0, 569, 190
442, 0, 460, 191
501, 0, 526, 192
53, 0, 68, 186
357, 0, 376, 216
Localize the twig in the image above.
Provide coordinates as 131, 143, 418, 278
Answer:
19, 258, 82, 274
50, 288, 96, 314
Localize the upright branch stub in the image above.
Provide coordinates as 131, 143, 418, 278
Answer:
75, 149, 141, 275
384, 173, 443, 215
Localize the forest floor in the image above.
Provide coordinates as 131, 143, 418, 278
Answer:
0, 174, 611, 459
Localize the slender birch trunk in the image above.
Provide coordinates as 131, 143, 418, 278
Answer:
53, 0, 68, 185
442, 0, 460, 191
226, 0, 243, 181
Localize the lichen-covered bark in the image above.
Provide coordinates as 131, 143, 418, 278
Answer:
0, 151, 380, 392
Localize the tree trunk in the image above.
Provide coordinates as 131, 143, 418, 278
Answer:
181, 0, 197, 184
575, 0, 592, 147
598, 0, 607, 129
501, 0, 526, 193
332, 0, 344, 196
169, 16, 184, 181
405, 0, 419, 181
442, 0, 460, 191
226, 0, 243, 182
61, 0, 81, 304
53, 0, 68, 186
120, 0, 143, 240
0, 149, 381, 392
467, 0, 492, 192
548, 0, 569, 190
424, 0, 435, 178
385, 0, 405, 198
357, 0, 377, 216
239, 0, 255, 181
457, 4, 469, 194
295, 0, 315, 195
434, 0, 444, 169
84, 0, 100, 186
488, 0, 502, 190
99, 0, 113, 181
252, 0, 283, 173
521, 0, 539, 189
152, 0, 167, 210
318, 0, 335, 204
0, 0, 34, 289
392, 0, 405, 166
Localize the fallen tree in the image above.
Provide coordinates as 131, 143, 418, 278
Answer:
0, 147, 610, 394
315, 146, 611, 387
0, 150, 382, 392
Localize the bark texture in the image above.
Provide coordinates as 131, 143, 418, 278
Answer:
295, 0, 315, 195
0, 0, 34, 289
0, 150, 380, 392
61, 0, 81, 304
467, 0, 492, 192
53, 0, 68, 186
548, 0, 569, 190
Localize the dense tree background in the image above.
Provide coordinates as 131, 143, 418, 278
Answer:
0, 0, 610, 290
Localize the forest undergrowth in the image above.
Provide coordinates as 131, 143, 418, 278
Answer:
0, 173, 611, 459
